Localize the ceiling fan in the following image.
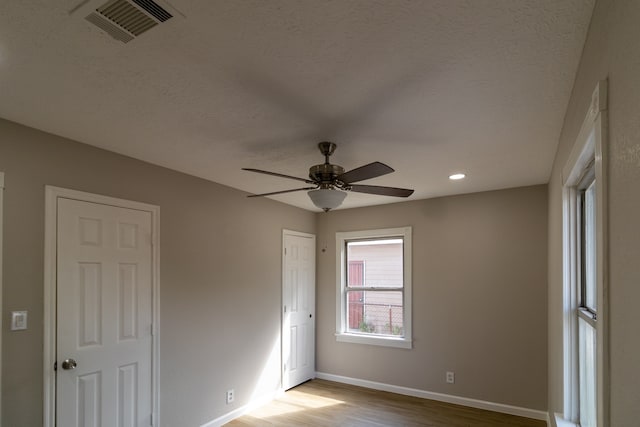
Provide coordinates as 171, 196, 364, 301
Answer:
243, 142, 414, 211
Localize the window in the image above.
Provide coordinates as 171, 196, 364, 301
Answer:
560, 80, 607, 427
578, 168, 597, 427
335, 227, 411, 349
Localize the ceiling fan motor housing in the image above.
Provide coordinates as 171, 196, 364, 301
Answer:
309, 163, 344, 188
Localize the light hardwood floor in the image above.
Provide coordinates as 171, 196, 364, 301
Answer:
226, 379, 546, 426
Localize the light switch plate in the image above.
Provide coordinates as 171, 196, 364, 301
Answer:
11, 311, 28, 331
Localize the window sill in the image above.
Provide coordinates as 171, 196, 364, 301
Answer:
335, 333, 412, 349
554, 413, 579, 427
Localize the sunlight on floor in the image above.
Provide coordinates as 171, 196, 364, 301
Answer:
249, 390, 344, 419
246, 333, 345, 420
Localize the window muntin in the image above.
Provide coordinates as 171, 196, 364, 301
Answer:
336, 227, 412, 349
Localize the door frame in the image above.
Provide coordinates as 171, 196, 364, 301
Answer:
43, 186, 161, 427
0, 171, 4, 421
281, 229, 316, 390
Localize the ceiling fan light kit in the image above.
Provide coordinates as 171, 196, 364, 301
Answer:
243, 142, 414, 212
308, 188, 347, 212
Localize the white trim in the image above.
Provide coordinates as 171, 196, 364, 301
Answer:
43, 187, 56, 426
282, 229, 315, 239
315, 372, 548, 422
43, 186, 161, 427
335, 332, 412, 349
335, 227, 412, 349
554, 412, 580, 427
0, 171, 4, 422
561, 80, 608, 426
562, 80, 607, 185
561, 185, 580, 421
199, 389, 284, 427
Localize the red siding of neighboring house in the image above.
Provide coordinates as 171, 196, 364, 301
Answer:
348, 261, 364, 329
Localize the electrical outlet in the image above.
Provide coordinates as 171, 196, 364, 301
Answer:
226, 389, 235, 404
446, 371, 455, 384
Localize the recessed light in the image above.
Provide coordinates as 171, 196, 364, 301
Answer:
449, 173, 466, 180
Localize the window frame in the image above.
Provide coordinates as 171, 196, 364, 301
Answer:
578, 169, 597, 325
560, 80, 608, 427
335, 227, 412, 349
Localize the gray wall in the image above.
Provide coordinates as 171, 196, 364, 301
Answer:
0, 118, 315, 426
547, 0, 640, 423
1, 116, 551, 424
316, 186, 548, 411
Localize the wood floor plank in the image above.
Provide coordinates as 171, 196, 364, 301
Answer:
226, 379, 546, 426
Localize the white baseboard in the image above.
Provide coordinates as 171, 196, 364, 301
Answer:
315, 372, 548, 422
199, 389, 284, 427
199, 374, 548, 426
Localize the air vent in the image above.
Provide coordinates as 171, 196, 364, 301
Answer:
84, 0, 173, 43
85, 12, 134, 43
131, 0, 172, 22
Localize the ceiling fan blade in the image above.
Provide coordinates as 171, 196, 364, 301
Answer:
337, 162, 394, 184
349, 184, 414, 198
242, 168, 315, 184
247, 187, 317, 198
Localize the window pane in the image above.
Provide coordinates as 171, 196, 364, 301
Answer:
348, 260, 364, 287
346, 239, 403, 288
579, 317, 597, 427
584, 180, 597, 311
346, 290, 403, 336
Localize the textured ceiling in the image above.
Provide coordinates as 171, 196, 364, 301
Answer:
0, 0, 594, 211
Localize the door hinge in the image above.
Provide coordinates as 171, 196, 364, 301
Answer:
150, 412, 154, 426
284, 305, 287, 313
150, 323, 155, 336
284, 247, 287, 255
54, 361, 57, 371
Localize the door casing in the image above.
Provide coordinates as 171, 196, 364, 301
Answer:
43, 186, 160, 427
0, 171, 4, 422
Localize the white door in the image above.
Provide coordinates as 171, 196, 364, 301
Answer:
56, 197, 153, 427
282, 231, 315, 390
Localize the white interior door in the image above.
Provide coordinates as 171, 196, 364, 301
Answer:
56, 197, 153, 427
282, 231, 315, 390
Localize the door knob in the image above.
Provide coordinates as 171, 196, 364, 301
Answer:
61, 358, 77, 370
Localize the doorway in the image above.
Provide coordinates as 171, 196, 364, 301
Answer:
282, 230, 315, 390
44, 187, 160, 427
